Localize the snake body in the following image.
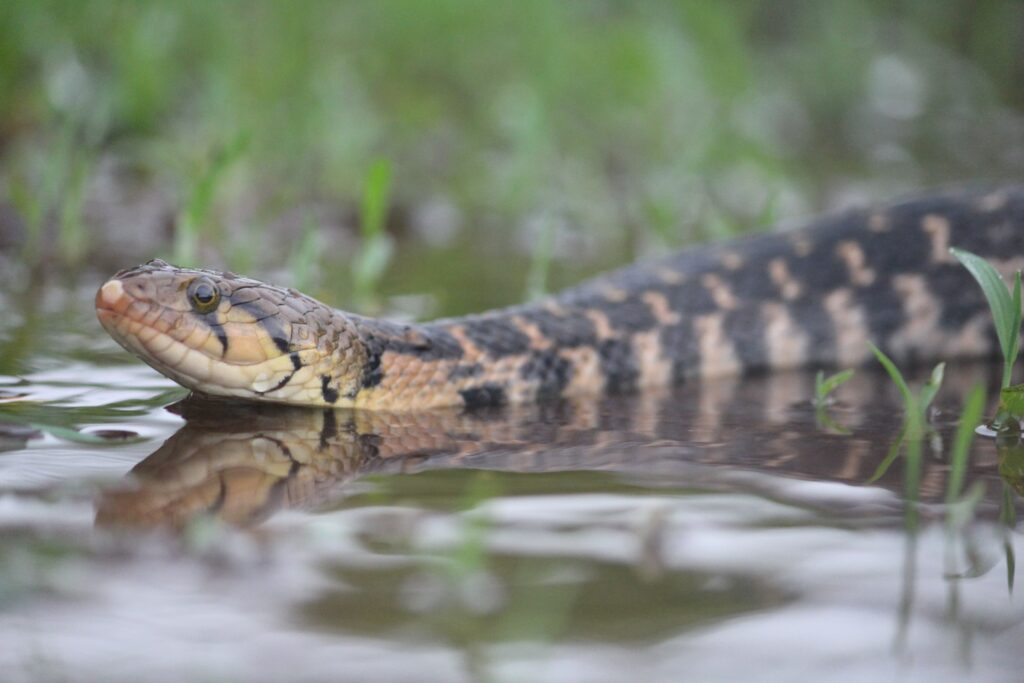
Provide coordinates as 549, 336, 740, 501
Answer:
96, 186, 1024, 411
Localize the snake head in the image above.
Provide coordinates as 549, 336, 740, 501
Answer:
96, 259, 364, 405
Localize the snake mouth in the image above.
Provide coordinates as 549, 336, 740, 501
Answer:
95, 277, 172, 356
95, 273, 324, 402
96, 277, 210, 390
96, 277, 151, 351
95, 279, 128, 323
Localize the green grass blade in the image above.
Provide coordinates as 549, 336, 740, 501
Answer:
919, 362, 945, 412
950, 248, 1017, 366
361, 158, 392, 240
353, 159, 395, 303
288, 213, 321, 293
868, 342, 913, 407
1009, 272, 1022, 387
173, 133, 249, 266
945, 383, 985, 505
815, 369, 854, 406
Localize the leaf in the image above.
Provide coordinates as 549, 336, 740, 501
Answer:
919, 362, 945, 412
1010, 271, 1022, 385
815, 369, 855, 405
868, 342, 913, 408
353, 235, 394, 293
950, 248, 1018, 367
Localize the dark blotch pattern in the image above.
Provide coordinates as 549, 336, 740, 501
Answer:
361, 351, 383, 389
209, 319, 229, 355
321, 375, 339, 404
355, 320, 467, 389
272, 336, 290, 354
520, 351, 573, 399
597, 338, 638, 393
600, 298, 658, 334
660, 322, 700, 381
460, 318, 532, 357
460, 384, 508, 408
523, 309, 598, 348
318, 409, 337, 451
230, 298, 292, 354
722, 307, 766, 371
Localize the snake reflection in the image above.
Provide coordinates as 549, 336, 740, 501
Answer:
96, 364, 1018, 530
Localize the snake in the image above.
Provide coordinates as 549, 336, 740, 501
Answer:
96, 185, 1024, 411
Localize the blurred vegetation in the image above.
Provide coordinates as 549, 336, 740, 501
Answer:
0, 0, 1022, 313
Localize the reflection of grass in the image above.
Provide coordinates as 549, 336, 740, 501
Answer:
942, 385, 988, 580
0, 388, 184, 444
0, 536, 80, 609
945, 384, 986, 507
1000, 481, 1017, 592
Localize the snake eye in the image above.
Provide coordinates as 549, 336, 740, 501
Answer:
187, 279, 220, 314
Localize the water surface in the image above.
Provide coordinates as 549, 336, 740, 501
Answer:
0, 284, 1022, 683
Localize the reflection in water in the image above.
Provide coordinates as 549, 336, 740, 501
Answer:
998, 436, 1024, 497
97, 363, 1018, 530
0, 362, 1018, 681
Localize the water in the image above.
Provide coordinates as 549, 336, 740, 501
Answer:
0, 285, 1022, 683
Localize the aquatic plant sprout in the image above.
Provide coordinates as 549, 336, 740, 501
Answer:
813, 369, 855, 408
813, 369, 855, 433
868, 343, 944, 420
868, 342, 944, 525
950, 247, 1022, 390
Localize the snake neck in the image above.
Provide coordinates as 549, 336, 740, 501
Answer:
345, 186, 1024, 411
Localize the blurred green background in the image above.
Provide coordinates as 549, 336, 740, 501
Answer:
0, 0, 1022, 316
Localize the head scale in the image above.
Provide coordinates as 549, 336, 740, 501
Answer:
96, 260, 366, 405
